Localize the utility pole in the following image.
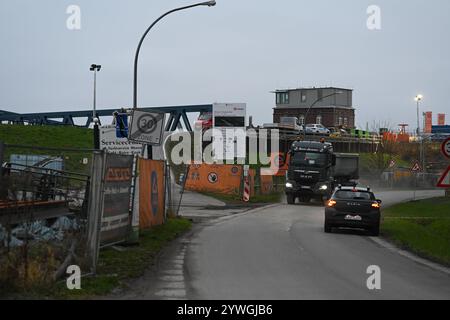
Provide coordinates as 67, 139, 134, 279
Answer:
90, 64, 102, 149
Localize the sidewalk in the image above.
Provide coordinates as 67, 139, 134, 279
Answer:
179, 191, 254, 222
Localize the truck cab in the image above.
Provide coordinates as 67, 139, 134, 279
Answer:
285, 141, 359, 205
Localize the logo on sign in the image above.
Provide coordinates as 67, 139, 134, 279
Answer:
272, 153, 286, 169
231, 166, 239, 175
106, 168, 131, 182
208, 172, 218, 184
151, 171, 158, 216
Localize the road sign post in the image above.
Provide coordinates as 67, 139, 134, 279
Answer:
128, 110, 166, 146
127, 110, 165, 244
438, 139, 450, 197
411, 161, 422, 201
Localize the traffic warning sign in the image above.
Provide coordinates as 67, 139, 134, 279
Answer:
411, 161, 422, 172
437, 166, 450, 188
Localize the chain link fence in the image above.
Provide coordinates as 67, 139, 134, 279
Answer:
0, 142, 93, 292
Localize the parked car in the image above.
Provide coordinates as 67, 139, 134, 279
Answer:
324, 186, 382, 236
305, 124, 331, 135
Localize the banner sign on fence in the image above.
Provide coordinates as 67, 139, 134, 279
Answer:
260, 174, 274, 195
100, 125, 143, 155
100, 154, 134, 246
185, 164, 242, 195
139, 159, 165, 229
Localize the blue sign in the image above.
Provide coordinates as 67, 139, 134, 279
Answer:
115, 113, 129, 138
151, 171, 159, 216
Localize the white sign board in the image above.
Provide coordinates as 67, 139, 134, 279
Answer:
212, 103, 247, 162
100, 125, 143, 155
129, 110, 165, 146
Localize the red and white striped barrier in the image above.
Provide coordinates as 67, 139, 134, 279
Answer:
243, 176, 250, 202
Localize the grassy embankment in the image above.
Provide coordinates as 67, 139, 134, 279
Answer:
0, 124, 93, 173
381, 197, 450, 266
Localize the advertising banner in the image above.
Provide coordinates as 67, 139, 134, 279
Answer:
260, 174, 274, 195
185, 164, 243, 195
139, 159, 166, 229
100, 125, 143, 155
212, 103, 247, 162
100, 154, 134, 246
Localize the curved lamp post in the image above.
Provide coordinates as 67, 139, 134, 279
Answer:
303, 91, 343, 139
133, 0, 216, 109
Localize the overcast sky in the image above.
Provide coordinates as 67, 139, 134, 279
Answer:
1, 0, 449, 130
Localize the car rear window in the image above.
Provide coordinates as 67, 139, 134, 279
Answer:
335, 190, 374, 200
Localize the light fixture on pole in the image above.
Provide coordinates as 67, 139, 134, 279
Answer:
90, 64, 102, 149
414, 94, 425, 177
132, 0, 217, 110
414, 94, 423, 137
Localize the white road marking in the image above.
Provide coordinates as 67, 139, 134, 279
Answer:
155, 289, 186, 298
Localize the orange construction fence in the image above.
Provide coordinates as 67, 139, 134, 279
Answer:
185, 164, 243, 195
139, 159, 166, 230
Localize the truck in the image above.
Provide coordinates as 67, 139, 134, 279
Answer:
263, 117, 303, 134
285, 140, 359, 204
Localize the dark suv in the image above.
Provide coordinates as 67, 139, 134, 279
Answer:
324, 186, 382, 236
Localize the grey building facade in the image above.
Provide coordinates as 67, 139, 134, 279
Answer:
273, 87, 355, 128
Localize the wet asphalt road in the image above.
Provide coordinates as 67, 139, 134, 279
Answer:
184, 190, 450, 300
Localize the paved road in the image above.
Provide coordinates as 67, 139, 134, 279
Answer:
184, 190, 450, 300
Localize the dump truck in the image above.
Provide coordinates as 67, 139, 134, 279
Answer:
263, 117, 303, 134
285, 140, 359, 204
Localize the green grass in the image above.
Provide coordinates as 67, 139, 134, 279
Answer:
359, 153, 409, 172
0, 124, 93, 149
0, 124, 94, 174
13, 218, 192, 299
381, 197, 450, 266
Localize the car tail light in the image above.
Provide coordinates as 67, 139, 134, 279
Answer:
327, 200, 337, 207
371, 202, 381, 209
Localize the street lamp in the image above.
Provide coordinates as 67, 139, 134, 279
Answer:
90, 64, 102, 149
415, 94, 425, 176
132, 0, 217, 109
415, 94, 423, 136
303, 90, 343, 139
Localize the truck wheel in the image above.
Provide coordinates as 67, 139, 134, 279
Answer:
324, 222, 332, 233
370, 224, 380, 237
287, 194, 295, 205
